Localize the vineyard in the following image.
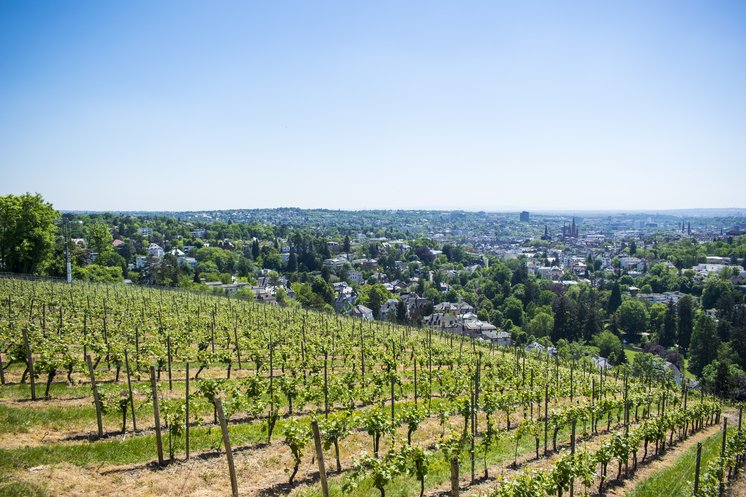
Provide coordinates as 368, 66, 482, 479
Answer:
0, 276, 742, 497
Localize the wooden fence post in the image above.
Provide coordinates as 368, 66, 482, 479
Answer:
86, 354, 103, 438
216, 397, 239, 497
150, 366, 165, 466
22, 328, 36, 400
311, 420, 330, 497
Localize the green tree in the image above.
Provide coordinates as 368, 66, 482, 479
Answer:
607, 282, 622, 313
659, 299, 677, 347
593, 331, 624, 364
358, 283, 394, 320
502, 297, 525, 327
551, 294, 578, 341
689, 313, 720, 376
701, 278, 733, 310
0, 193, 58, 274
678, 295, 695, 352
616, 300, 649, 338
528, 312, 554, 338
648, 303, 667, 339
86, 222, 113, 256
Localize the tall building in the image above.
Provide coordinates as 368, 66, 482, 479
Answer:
520, 211, 530, 222
562, 217, 579, 239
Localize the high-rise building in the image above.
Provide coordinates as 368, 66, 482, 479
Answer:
520, 211, 530, 222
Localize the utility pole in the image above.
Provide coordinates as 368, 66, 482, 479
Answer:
63, 220, 72, 284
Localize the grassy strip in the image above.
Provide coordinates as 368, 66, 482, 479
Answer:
0, 416, 275, 472
0, 402, 142, 435
627, 429, 722, 497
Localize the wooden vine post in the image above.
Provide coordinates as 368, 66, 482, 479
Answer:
166, 334, 173, 391
150, 366, 165, 466
544, 383, 549, 456
185, 362, 190, 460
719, 418, 728, 497
694, 442, 702, 494
216, 397, 239, 497
323, 350, 329, 419
85, 354, 104, 438
413, 358, 418, 406
124, 349, 137, 432
22, 328, 36, 400
311, 420, 330, 497
450, 457, 460, 497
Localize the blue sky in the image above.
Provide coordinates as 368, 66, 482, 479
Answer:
1, 1, 744, 211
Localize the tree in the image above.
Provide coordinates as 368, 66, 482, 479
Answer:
358, 284, 394, 320
551, 295, 578, 342
648, 303, 667, 340
689, 313, 720, 376
607, 282, 622, 314
730, 323, 746, 371
0, 193, 58, 274
701, 278, 733, 310
311, 276, 335, 306
678, 295, 695, 353
86, 222, 113, 256
528, 312, 554, 338
616, 300, 649, 338
659, 300, 677, 348
396, 300, 407, 324
594, 331, 624, 364
701, 359, 743, 399
502, 297, 524, 328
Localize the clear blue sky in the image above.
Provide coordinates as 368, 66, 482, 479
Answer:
1, 1, 745, 212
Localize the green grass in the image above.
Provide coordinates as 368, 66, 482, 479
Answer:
0, 481, 47, 497
623, 346, 641, 364
628, 429, 722, 497
0, 417, 270, 471
0, 402, 131, 434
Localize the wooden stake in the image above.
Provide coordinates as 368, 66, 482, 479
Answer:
124, 349, 137, 432
150, 366, 165, 466
311, 420, 330, 497
22, 328, 36, 400
450, 457, 460, 497
694, 442, 702, 494
86, 355, 103, 438
216, 397, 239, 497
720, 418, 728, 497
186, 362, 190, 460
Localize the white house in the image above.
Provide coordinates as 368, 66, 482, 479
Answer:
147, 243, 164, 258
348, 270, 364, 285
347, 304, 374, 321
